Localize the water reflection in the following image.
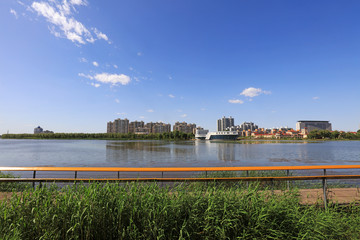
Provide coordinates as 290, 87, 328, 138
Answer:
217, 143, 235, 162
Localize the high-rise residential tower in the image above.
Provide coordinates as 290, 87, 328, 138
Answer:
217, 116, 234, 131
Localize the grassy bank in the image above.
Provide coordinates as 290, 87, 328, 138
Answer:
1, 182, 360, 239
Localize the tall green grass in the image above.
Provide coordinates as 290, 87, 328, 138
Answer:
1, 182, 360, 239
0, 171, 31, 192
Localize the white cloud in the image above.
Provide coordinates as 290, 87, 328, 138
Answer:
113, 64, 118, 69
117, 112, 126, 115
168, 94, 175, 98
139, 116, 145, 119
228, 99, 244, 104
78, 73, 93, 79
240, 87, 271, 98
201, 108, 206, 111
31, 1, 108, 45
313, 96, 320, 100
137, 52, 142, 56
129, 67, 133, 71
181, 114, 187, 118
90, 82, 100, 88
70, 0, 87, 5
93, 27, 109, 42
115, 99, 120, 103
79, 57, 87, 62
10, 9, 18, 19
92, 61, 99, 67
168, 75, 172, 80
147, 109, 154, 113
94, 73, 131, 86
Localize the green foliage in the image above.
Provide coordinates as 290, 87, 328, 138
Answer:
0, 172, 30, 192
1, 132, 194, 141
307, 130, 360, 140
1, 183, 360, 239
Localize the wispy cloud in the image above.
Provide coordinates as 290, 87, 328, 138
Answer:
168, 94, 175, 98
90, 82, 100, 88
79, 57, 87, 63
92, 61, 99, 67
181, 114, 187, 118
228, 99, 244, 104
139, 116, 145, 119
116, 112, 126, 115
137, 52, 142, 56
31, 0, 109, 45
113, 64, 118, 69
168, 75, 172, 80
115, 99, 120, 103
94, 73, 131, 86
313, 96, 320, 100
147, 109, 154, 113
93, 27, 110, 43
78, 73, 93, 79
10, 9, 18, 19
240, 87, 271, 98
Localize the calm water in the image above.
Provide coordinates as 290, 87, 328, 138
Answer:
0, 139, 359, 168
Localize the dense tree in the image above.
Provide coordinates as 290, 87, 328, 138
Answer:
307, 130, 360, 140
1, 132, 194, 141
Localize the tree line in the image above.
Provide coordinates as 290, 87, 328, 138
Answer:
307, 129, 360, 140
1, 131, 194, 140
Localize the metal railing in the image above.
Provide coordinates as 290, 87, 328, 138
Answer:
1, 165, 360, 208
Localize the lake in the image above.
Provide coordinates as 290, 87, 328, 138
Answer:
0, 139, 359, 168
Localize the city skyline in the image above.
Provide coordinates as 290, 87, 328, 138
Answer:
1, 0, 360, 134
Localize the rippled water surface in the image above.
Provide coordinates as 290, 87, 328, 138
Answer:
0, 139, 359, 168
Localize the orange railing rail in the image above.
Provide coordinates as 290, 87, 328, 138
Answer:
1, 165, 360, 172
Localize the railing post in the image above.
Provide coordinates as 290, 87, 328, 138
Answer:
117, 171, 120, 179
323, 169, 327, 209
33, 171, 36, 189
246, 170, 249, 188
287, 170, 290, 190
161, 171, 164, 187
75, 171, 77, 185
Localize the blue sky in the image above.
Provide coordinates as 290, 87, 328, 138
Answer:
1, 0, 360, 133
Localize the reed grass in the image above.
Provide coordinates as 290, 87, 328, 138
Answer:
1, 182, 360, 239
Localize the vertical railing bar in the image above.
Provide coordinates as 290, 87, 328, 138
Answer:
246, 170, 249, 188
323, 169, 327, 209
33, 171, 36, 189
161, 171, 164, 187
287, 170, 290, 190
117, 171, 120, 179
74, 171, 77, 186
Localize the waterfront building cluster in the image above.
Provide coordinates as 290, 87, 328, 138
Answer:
33, 126, 54, 134
107, 118, 196, 135
203, 117, 333, 139
106, 117, 333, 139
